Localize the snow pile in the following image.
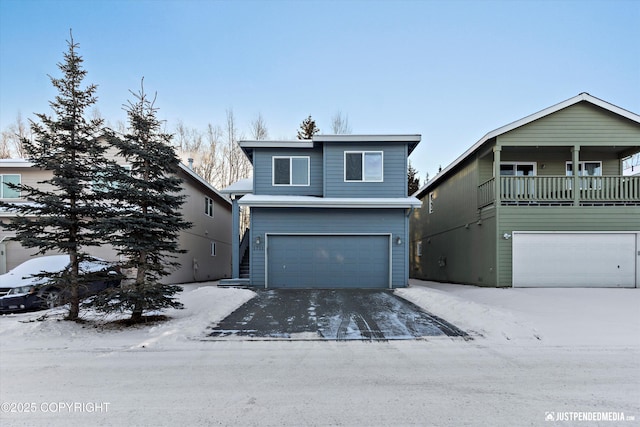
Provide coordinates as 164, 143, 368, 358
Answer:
397, 282, 542, 342
401, 279, 640, 347
0, 283, 255, 350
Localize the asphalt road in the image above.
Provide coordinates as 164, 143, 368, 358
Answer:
209, 289, 467, 340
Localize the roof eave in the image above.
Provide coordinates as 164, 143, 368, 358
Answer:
414, 93, 640, 199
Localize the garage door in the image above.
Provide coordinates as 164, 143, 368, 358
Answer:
512, 232, 638, 288
267, 235, 390, 288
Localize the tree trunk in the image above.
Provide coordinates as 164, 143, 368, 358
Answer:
67, 248, 80, 320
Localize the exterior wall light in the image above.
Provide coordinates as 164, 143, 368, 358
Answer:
396, 237, 402, 245
255, 236, 261, 245
503, 233, 512, 240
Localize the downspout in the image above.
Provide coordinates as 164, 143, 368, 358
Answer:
493, 145, 502, 287
405, 207, 415, 288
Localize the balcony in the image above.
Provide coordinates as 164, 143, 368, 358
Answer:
478, 175, 640, 208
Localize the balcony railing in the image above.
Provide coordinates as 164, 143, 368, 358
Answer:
478, 175, 640, 207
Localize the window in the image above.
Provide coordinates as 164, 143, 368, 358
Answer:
416, 241, 423, 257
273, 157, 310, 186
92, 164, 132, 191
0, 174, 20, 199
205, 197, 214, 217
566, 161, 602, 190
499, 162, 536, 176
428, 192, 435, 214
211, 242, 216, 256
344, 151, 383, 182
500, 162, 536, 197
565, 161, 602, 177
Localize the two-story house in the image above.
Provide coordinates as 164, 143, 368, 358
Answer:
0, 158, 232, 284
222, 134, 422, 289
410, 93, 640, 288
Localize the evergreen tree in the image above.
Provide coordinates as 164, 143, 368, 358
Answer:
296, 115, 320, 139
0, 32, 110, 320
408, 161, 420, 195
90, 80, 191, 323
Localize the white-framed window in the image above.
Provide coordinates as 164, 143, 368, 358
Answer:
566, 161, 603, 190
428, 191, 435, 214
499, 162, 537, 176
0, 174, 21, 199
416, 241, 423, 257
565, 161, 602, 176
500, 162, 536, 197
273, 156, 310, 186
205, 196, 214, 217
210, 241, 217, 256
344, 151, 383, 182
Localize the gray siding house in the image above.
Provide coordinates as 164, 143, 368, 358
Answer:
410, 93, 640, 288
223, 135, 422, 289
0, 159, 232, 284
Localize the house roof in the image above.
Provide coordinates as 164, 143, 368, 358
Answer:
177, 163, 231, 206
220, 177, 253, 196
0, 158, 230, 206
239, 134, 421, 163
414, 93, 640, 199
238, 194, 422, 209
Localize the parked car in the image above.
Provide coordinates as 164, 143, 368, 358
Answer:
0, 255, 121, 313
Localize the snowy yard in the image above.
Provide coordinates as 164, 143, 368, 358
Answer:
0, 280, 638, 426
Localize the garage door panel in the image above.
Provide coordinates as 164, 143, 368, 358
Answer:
268, 235, 389, 288
513, 233, 637, 288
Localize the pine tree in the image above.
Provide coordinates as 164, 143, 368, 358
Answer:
0, 32, 110, 320
408, 161, 421, 195
296, 115, 320, 139
90, 80, 191, 323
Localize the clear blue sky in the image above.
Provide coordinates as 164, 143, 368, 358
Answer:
1, 0, 638, 181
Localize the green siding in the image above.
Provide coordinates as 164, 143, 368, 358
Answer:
498, 102, 640, 148
411, 99, 640, 288
410, 156, 498, 286
498, 206, 640, 286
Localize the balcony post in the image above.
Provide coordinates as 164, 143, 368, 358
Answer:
494, 145, 502, 205
572, 145, 580, 206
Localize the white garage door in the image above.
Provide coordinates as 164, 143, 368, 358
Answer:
512, 232, 638, 288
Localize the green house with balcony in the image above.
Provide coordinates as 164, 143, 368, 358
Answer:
410, 93, 640, 288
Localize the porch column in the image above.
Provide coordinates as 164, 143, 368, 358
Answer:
231, 196, 240, 278
572, 145, 580, 206
493, 145, 502, 205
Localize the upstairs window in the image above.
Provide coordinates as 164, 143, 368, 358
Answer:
344, 151, 383, 182
565, 161, 602, 176
0, 174, 20, 199
273, 156, 310, 186
499, 162, 536, 176
205, 196, 214, 217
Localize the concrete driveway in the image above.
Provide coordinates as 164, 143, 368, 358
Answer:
209, 289, 467, 341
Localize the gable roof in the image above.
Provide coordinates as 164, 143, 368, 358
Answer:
414, 93, 640, 199
178, 163, 231, 206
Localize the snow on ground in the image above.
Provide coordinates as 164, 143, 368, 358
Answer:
1, 280, 638, 426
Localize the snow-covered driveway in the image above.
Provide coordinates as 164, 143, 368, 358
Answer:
0, 281, 638, 426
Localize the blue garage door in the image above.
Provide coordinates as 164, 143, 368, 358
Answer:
267, 235, 390, 288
